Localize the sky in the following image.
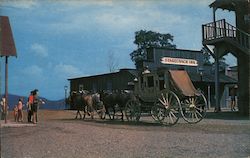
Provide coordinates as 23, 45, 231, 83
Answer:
0, 0, 236, 100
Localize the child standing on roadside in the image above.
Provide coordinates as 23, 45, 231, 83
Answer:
17, 98, 23, 122
13, 105, 18, 122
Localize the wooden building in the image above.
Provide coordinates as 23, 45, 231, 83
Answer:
137, 47, 204, 74
68, 47, 236, 109
68, 69, 137, 93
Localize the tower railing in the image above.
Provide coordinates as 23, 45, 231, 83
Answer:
202, 19, 250, 50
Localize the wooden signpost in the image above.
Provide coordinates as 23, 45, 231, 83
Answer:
0, 16, 17, 123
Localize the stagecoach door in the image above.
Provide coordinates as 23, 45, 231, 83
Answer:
140, 73, 158, 102
155, 71, 170, 97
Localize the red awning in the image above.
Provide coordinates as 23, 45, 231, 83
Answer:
0, 16, 17, 57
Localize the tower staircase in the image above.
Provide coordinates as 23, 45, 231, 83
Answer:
202, 19, 250, 56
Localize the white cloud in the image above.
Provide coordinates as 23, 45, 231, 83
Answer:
54, 63, 83, 78
0, 0, 38, 9
30, 43, 48, 57
23, 65, 43, 77
160, 0, 213, 6
59, 0, 113, 7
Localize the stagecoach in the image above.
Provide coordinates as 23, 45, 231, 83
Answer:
124, 68, 207, 126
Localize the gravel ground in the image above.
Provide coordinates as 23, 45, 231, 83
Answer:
1, 110, 250, 158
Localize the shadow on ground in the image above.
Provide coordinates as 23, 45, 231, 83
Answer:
205, 111, 249, 120
54, 117, 176, 127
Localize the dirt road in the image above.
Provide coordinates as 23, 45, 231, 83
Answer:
1, 110, 250, 158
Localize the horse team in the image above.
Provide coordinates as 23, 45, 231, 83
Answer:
69, 90, 137, 121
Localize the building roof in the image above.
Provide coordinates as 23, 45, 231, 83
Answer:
209, 0, 248, 11
68, 68, 137, 81
189, 72, 237, 84
68, 68, 236, 84
0, 16, 17, 57
147, 47, 202, 53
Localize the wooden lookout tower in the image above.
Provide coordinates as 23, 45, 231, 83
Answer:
202, 0, 250, 117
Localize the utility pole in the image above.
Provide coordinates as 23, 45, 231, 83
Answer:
64, 85, 68, 110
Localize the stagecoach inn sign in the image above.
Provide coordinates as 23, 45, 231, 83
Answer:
161, 57, 198, 66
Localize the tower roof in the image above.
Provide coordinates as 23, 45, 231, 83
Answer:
0, 16, 17, 57
209, 0, 249, 11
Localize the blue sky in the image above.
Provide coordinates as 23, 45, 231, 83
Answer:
0, 0, 236, 100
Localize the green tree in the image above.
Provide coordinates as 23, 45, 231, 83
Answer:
130, 30, 176, 64
201, 47, 229, 71
201, 47, 213, 65
218, 57, 229, 71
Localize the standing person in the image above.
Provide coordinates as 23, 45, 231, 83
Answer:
13, 105, 18, 122
0, 98, 3, 120
230, 87, 236, 111
27, 91, 33, 123
1, 97, 8, 120
32, 89, 39, 124
17, 98, 23, 122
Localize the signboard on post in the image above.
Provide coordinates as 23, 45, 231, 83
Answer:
161, 57, 198, 66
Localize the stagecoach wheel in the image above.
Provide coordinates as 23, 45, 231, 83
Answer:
156, 91, 180, 126
125, 99, 141, 122
180, 93, 207, 124
151, 102, 165, 122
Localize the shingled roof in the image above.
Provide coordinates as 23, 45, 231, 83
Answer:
209, 0, 248, 11
0, 16, 17, 57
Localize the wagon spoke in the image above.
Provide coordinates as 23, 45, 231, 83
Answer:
195, 109, 203, 118
168, 94, 173, 105
195, 103, 205, 107
194, 97, 197, 104
170, 111, 177, 120
158, 98, 165, 106
165, 93, 169, 104
185, 99, 191, 105
195, 106, 205, 112
169, 113, 174, 124
194, 111, 199, 120
191, 112, 195, 122
189, 97, 192, 103
170, 109, 178, 114
161, 93, 167, 105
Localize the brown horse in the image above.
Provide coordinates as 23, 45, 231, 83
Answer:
69, 90, 105, 119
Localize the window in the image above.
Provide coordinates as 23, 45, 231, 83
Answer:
158, 74, 165, 90
147, 76, 154, 87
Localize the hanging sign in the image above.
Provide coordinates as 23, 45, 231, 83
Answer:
161, 57, 198, 66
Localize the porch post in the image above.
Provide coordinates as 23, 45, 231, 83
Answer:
214, 48, 220, 112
